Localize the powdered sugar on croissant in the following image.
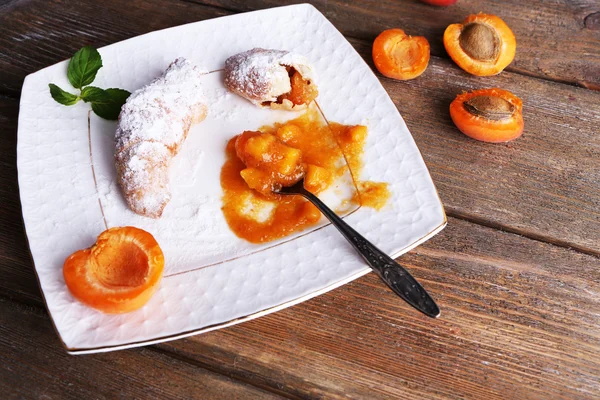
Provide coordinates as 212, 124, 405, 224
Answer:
224, 48, 318, 110
115, 58, 207, 218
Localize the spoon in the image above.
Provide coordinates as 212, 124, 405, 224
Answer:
277, 180, 440, 318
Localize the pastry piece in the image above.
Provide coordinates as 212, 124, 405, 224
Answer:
224, 48, 318, 110
115, 58, 207, 218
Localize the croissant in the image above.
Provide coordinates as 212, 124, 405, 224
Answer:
115, 58, 207, 218
224, 48, 318, 110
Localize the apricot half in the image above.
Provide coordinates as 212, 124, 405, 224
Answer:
373, 29, 430, 80
450, 88, 524, 143
63, 227, 164, 313
444, 13, 516, 76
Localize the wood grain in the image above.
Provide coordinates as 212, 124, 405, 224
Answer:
0, 296, 284, 399
3, 0, 600, 95
190, 0, 600, 90
0, 98, 41, 306
0, 0, 228, 97
2, 1, 600, 399
1, 92, 599, 397
157, 216, 600, 399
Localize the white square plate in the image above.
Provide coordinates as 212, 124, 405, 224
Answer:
17, 4, 446, 354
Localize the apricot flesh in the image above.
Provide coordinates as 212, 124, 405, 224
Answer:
63, 227, 164, 314
235, 131, 306, 195
372, 29, 430, 80
304, 164, 333, 193
390, 39, 422, 70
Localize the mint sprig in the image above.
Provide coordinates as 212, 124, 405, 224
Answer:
80, 86, 108, 102
48, 46, 130, 120
87, 88, 131, 120
67, 46, 103, 89
49, 84, 80, 105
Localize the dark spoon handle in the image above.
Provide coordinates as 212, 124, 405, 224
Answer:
299, 189, 440, 318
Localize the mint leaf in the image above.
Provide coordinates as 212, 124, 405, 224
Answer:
105, 88, 131, 106
48, 84, 79, 105
67, 46, 103, 89
80, 86, 108, 103
90, 88, 131, 120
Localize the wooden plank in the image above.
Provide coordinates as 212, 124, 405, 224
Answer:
0, 98, 42, 305
0, 296, 285, 399
2, 0, 600, 95
0, 0, 228, 96
157, 216, 600, 400
191, 0, 600, 89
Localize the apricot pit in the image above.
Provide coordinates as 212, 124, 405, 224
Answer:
444, 13, 516, 76
459, 23, 500, 62
463, 95, 515, 120
450, 88, 524, 143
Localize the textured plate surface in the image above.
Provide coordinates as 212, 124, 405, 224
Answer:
17, 4, 446, 354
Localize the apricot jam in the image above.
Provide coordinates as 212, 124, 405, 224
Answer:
277, 70, 319, 106
235, 131, 306, 195
220, 107, 390, 243
329, 122, 390, 210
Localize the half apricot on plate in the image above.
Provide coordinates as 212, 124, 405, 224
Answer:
450, 88, 524, 143
373, 29, 430, 80
444, 13, 516, 76
63, 226, 165, 314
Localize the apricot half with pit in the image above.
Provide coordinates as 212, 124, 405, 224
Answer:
63, 226, 164, 313
444, 13, 516, 76
450, 88, 524, 143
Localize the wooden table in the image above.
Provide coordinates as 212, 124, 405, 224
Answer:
2, 0, 599, 398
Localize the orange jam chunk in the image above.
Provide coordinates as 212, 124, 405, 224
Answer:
304, 164, 333, 193
355, 181, 391, 211
235, 131, 306, 195
63, 227, 164, 314
221, 108, 343, 243
277, 70, 319, 106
